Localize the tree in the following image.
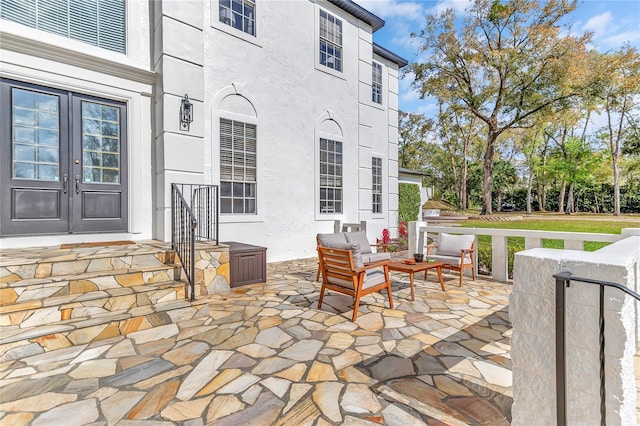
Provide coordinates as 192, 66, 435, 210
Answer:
410, 0, 597, 214
492, 160, 518, 210
594, 46, 640, 215
516, 126, 548, 214
545, 137, 598, 213
398, 111, 433, 171
437, 103, 483, 209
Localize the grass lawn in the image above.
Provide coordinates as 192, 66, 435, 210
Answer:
455, 215, 640, 276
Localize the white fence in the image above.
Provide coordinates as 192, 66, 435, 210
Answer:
408, 221, 625, 282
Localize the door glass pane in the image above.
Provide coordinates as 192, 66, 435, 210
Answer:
82, 101, 120, 184
12, 88, 60, 181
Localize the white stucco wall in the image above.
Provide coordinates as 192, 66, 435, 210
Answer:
197, 0, 400, 261
511, 235, 640, 425
0, 1, 156, 247
0, 0, 402, 260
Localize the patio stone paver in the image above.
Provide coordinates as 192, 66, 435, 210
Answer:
0, 256, 512, 425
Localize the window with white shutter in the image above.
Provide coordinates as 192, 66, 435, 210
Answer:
0, 0, 126, 54
220, 118, 257, 214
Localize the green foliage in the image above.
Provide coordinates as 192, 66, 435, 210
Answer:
399, 183, 421, 223
398, 111, 433, 171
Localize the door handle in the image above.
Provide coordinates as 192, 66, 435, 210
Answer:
63, 174, 68, 194
75, 176, 80, 194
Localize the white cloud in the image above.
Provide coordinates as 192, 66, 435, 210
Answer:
399, 71, 420, 102
601, 30, 640, 49
583, 11, 614, 38
415, 102, 439, 116
357, 0, 425, 20
427, 0, 472, 15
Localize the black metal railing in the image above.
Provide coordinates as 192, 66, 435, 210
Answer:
171, 183, 219, 301
554, 271, 640, 426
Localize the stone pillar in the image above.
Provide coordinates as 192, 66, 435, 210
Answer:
152, 0, 205, 241
408, 221, 427, 256
511, 234, 640, 425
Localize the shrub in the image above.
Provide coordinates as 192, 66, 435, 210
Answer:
399, 183, 421, 223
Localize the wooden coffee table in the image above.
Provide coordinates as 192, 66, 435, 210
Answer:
387, 260, 446, 301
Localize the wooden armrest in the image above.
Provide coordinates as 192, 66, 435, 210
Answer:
460, 248, 474, 254
355, 259, 390, 273
426, 242, 437, 255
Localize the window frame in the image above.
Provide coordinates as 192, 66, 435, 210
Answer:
211, 0, 262, 47
372, 61, 383, 104
219, 117, 257, 215
218, 0, 256, 37
318, 9, 343, 73
318, 137, 343, 215
372, 156, 382, 214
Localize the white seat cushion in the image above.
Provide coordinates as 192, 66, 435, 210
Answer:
327, 267, 386, 290
362, 252, 391, 263
436, 233, 475, 257
426, 254, 470, 266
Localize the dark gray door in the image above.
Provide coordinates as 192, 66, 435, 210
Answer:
0, 79, 127, 236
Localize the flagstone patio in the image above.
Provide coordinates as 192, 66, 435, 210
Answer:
1, 256, 512, 425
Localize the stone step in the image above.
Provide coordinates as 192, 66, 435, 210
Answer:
0, 279, 195, 330
0, 295, 211, 354
1, 246, 176, 284
0, 263, 183, 307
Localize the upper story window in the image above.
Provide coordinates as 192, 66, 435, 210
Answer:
220, 118, 257, 214
372, 157, 382, 213
219, 0, 255, 36
372, 62, 382, 104
319, 10, 342, 72
0, 0, 126, 54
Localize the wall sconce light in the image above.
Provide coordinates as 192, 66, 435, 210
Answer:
180, 94, 193, 131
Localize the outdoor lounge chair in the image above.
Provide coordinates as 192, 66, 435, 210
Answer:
425, 232, 476, 287
317, 244, 393, 321
316, 230, 391, 281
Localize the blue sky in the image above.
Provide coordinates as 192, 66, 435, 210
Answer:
364, 0, 640, 117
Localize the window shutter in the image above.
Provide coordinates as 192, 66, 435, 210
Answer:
98, 0, 126, 53
70, 0, 98, 46
0, 0, 125, 53
1, 0, 36, 27
37, 0, 68, 37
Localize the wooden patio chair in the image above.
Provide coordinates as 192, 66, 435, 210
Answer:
424, 233, 476, 287
317, 244, 393, 321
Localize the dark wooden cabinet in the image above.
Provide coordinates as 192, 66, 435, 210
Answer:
223, 242, 267, 287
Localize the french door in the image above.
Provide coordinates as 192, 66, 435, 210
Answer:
0, 79, 128, 236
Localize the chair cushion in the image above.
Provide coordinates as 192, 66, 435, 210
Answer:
363, 269, 387, 289
345, 231, 372, 254
327, 265, 386, 290
436, 233, 475, 257
362, 252, 391, 263
322, 241, 364, 269
317, 232, 348, 248
426, 254, 469, 266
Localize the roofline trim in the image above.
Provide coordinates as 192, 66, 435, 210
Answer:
373, 42, 409, 68
326, 0, 385, 32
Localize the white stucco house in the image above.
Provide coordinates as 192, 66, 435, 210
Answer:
0, 0, 407, 261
